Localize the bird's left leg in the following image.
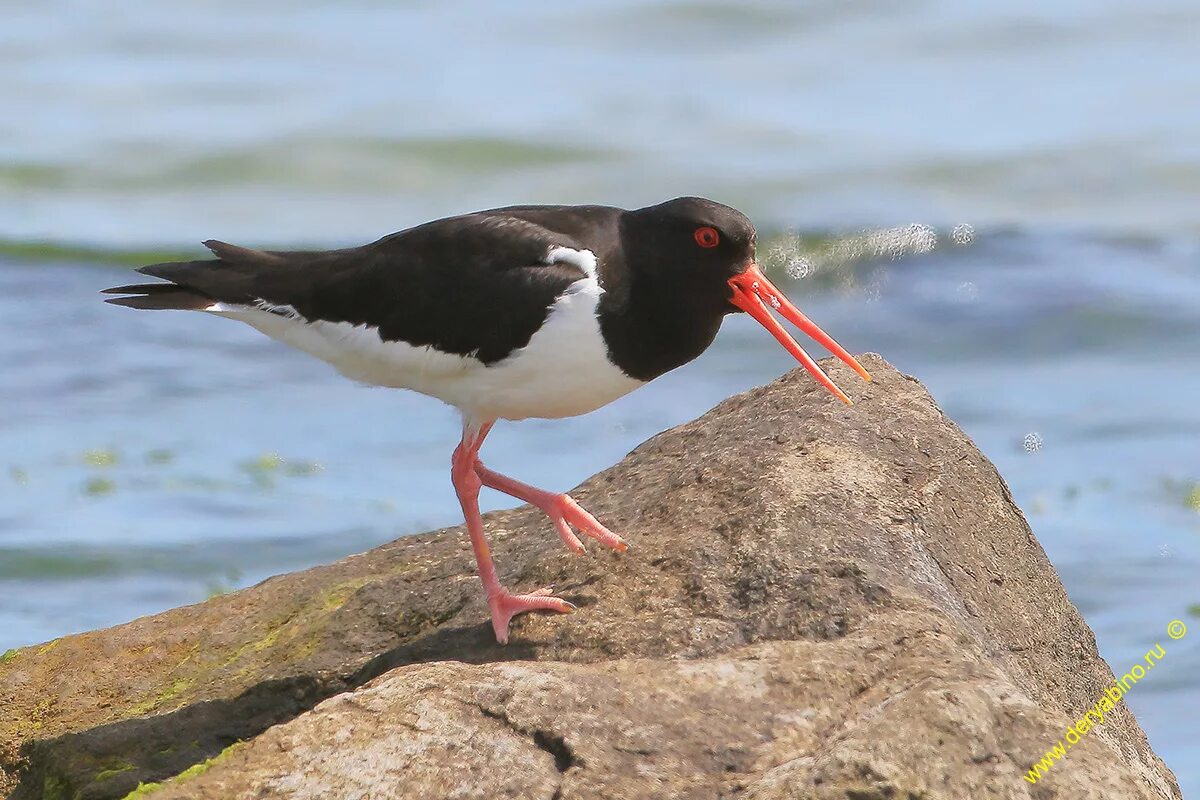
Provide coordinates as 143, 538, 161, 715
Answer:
451, 419, 574, 644
473, 460, 628, 555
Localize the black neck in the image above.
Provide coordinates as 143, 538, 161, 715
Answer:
597, 213, 728, 381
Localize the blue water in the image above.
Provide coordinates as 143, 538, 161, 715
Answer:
1, 1, 1197, 793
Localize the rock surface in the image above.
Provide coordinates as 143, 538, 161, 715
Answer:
0, 355, 1181, 799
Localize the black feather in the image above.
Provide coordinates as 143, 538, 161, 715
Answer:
101, 283, 189, 295
104, 292, 212, 310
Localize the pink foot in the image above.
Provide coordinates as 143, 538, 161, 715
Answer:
488, 588, 575, 644
541, 494, 628, 554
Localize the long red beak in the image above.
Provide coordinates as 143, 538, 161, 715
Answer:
727, 263, 871, 405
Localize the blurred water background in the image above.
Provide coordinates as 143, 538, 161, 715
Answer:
1, 0, 1198, 790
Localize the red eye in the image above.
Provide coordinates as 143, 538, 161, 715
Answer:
694, 226, 719, 248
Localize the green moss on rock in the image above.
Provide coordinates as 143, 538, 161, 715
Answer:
41, 774, 68, 800
129, 677, 195, 717
94, 763, 136, 782
120, 780, 163, 798
118, 742, 244, 799
36, 639, 61, 656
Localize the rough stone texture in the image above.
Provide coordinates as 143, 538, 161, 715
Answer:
0, 355, 1181, 800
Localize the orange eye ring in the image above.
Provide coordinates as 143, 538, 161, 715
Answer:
694, 226, 719, 248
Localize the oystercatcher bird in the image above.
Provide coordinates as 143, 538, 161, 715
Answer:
104, 197, 870, 643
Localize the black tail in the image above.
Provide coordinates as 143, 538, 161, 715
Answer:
101, 240, 277, 310
101, 281, 213, 310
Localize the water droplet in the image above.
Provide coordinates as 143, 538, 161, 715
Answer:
786, 257, 815, 280
1023, 432, 1043, 453
952, 224, 975, 245
765, 233, 819, 280
866, 224, 938, 260
863, 268, 890, 303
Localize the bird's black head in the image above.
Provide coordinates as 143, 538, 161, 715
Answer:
621, 196, 758, 314
615, 196, 872, 403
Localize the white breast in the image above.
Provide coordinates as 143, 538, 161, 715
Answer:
457, 274, 645, 420
205, 269, 644, 422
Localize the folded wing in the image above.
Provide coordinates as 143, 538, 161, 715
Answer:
103, 214, 593, 364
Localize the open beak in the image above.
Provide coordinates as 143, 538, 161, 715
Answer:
727, 263, 871, 405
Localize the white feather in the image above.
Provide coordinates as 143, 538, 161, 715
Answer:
205, 268, 643, 421
545, 246, 598, 279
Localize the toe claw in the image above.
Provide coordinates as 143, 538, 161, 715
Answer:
487, 588, 576, 643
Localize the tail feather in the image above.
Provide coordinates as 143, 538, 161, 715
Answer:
101, 282, 190, 295
103, 259, 221, 312
102, 273, 214, 310
104, 239, 310, 311
201, 239, 281, 265
104, 239, 278, 310
105, 292, 213, 310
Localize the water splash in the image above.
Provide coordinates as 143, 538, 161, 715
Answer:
762, 221, 974, 284
868, 223, 938, 260
787, 258, 816, 280
764, 233, 815, 280
1023, 432, 1044, 453
862, 267, 891, 303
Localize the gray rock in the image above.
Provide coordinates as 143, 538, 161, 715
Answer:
0, 355, 1180, 799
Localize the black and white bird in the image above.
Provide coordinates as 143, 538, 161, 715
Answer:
104, 197, 870, 643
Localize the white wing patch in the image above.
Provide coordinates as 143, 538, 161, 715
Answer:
545, 246, 598, 280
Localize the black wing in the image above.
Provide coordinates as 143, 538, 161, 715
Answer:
104, 213, 593, 364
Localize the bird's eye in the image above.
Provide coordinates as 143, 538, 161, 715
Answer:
694, 226, 719, 248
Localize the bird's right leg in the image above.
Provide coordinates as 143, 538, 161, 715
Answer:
451, 420, 574, 644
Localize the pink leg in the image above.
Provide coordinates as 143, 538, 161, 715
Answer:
474, 462, 628, 555
451, 420, 574, 644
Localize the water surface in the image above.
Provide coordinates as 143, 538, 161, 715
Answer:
1, 0, 1197, 792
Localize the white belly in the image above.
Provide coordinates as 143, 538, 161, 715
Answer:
207, 276, 645, 421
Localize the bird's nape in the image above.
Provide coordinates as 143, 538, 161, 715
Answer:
727, 263, 871, 405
